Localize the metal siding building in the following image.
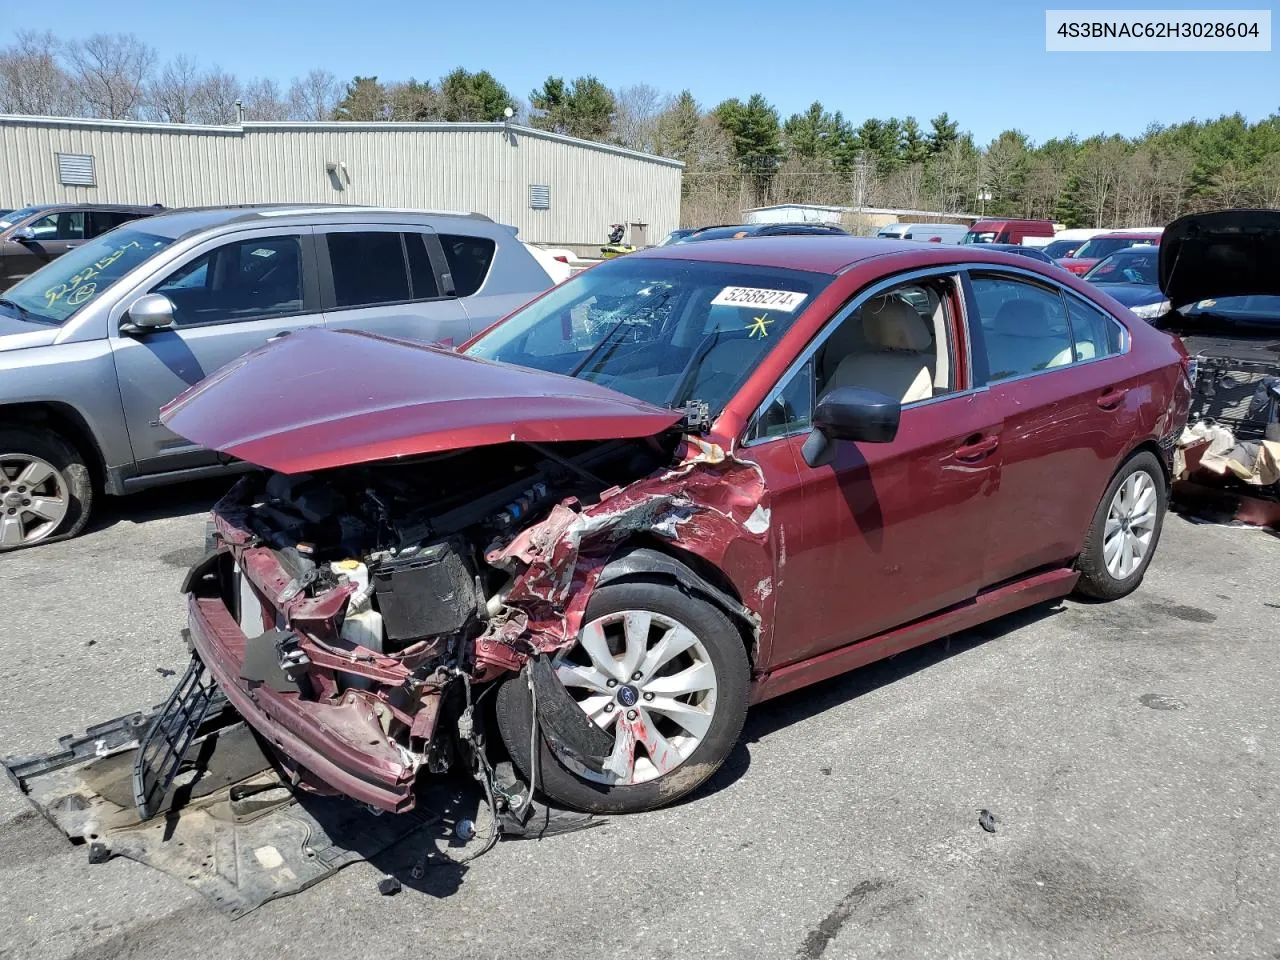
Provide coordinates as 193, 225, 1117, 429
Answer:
0, 115, 682, 249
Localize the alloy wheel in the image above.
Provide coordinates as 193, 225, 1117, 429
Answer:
0, 453, 70, 548
552, 610, 719, 785
1103, 469, 1158, 580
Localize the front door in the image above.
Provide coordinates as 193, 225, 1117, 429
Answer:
317, 227, 472, 348
749, 272, 1004, 669
965, 272, 1143, 584
2, 210, 88, 285
110, 228, 323, 474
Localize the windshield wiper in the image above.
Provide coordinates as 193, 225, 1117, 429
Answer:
0, 298, 52, 324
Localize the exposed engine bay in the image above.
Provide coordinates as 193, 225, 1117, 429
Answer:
184, 435, 693, 812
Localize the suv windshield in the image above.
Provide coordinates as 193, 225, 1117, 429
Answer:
1084, 250, 1159, 285
0, 228, 174, 324
1073, 236, 1155, 260
0, 206, 44, 229
465, 257, 832, 413
961, 231, 997, 244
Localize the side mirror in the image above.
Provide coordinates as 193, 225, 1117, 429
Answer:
802, 387, 901, 467
12, 226, 36, 243
121, 293, 176, 334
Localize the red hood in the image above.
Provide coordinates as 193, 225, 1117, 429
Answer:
160, 328, 682, 473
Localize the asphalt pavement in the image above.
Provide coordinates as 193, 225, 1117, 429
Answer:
2, 483, 1279, 960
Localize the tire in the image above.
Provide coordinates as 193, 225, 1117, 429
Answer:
496, 579, 750, 815
0, 426, 94, 551
1074, 450, 1166, 601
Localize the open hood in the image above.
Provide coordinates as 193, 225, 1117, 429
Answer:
160, 328, 682, 474
1160, 210, 1280, 309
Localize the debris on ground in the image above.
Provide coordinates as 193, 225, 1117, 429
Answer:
377, 876, 402, 897
978, 809, 998, 833
1173, 419, 1280, 532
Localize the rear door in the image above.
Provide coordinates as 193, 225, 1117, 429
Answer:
965, 270, 1140, 585
2, 210, 88, 283
110, 227, 324, 473
318, 226, 472, 348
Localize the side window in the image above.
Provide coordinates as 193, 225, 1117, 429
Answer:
969, 275, 1073, 382
439, 234, 496, 297
1065, 295, 1125, 361
815, 278, 956, 405
750, 361, 814, 441
403, 233, 439, 299
89, 211, 144, 236
327, 232, 411, 308
29, 212, 86, 240
152, 234, 304, 327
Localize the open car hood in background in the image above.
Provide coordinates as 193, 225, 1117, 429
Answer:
1160, 209, 1280, 309
160, 329, 682, 474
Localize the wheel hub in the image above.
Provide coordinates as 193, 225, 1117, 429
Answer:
616, 684, 640, 707
2, 490, 23, 509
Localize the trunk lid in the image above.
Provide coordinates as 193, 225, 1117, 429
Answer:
161, 328, 682, 474
1160, 209, 1280, 309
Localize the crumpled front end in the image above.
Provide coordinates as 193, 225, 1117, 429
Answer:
184, 434, 773, 813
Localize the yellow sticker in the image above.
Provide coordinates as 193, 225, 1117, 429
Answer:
747, 314, 774, 338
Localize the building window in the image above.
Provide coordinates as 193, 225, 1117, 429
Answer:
529, 184, 550, 210
56, 152, 96, 187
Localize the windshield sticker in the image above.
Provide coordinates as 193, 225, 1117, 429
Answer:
1198, 299, 1217, 308
43, 239, 142, 309
747, 314, 774, 338
711, 286, 808, 312
250, 248, 277, 258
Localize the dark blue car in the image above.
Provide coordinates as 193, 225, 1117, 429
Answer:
1082, 248, 1168, 321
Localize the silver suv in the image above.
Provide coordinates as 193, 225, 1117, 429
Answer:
0, 205, 552, 550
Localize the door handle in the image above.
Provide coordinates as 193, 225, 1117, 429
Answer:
955, 434, 999, 461
266, 331, 292, 343
1096, 387, 1128, 410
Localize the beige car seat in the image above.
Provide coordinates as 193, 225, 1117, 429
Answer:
825, 296, 935, 403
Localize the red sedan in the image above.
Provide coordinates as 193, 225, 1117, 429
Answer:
1058, 231, 1162, 275
163, 237, 1191, 819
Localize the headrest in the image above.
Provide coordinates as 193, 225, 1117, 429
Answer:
861, 295, 932, 352
992, 298, 1048, 337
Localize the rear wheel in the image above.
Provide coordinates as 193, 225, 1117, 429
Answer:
0, 427, 93, 551
1074, 451, 1166, 600
497, 579, 750, 815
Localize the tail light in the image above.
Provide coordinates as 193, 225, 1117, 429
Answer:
1181, 355, 1198, 387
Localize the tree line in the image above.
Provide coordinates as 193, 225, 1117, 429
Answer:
3, 29, 1277, 228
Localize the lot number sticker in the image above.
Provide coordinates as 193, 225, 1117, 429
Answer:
711, 286, 808, 312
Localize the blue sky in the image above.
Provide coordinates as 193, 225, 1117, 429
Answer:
5, 1, 1277, 143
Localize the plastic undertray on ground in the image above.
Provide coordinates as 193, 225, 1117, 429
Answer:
1, 708, 488, 918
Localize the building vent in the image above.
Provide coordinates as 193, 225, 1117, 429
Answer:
529, 184, 550, 210
56, 152, 96, 187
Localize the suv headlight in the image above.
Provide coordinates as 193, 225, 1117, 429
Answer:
1130, 300, 1171, 321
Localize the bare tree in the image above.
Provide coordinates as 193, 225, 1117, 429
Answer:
1022, 154, 1070, 220
146, 54, 202, 122
242, 77, 290, 120
190, 67, 241, 124
1073, 139, 1127, 226
288, 69, 341, 121
612, 83, 668, 152
1210, 161, 1252, 207
67, 32, 156, 119
0, 30, 80, 116
1250, 153, 1280, 208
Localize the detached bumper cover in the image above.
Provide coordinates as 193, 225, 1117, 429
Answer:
186, 594, 417, 813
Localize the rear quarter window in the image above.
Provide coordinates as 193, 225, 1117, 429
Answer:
440, 234, 496, 297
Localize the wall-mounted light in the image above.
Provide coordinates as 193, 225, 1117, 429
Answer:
326, 161, 350, 189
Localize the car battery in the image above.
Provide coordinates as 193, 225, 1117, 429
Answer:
371, 541, 475, 642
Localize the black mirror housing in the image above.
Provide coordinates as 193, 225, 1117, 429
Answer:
802, 387, 902, 467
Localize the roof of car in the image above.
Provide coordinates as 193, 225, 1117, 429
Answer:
1095, 231, 1161, 239
135, 204, 497, 241
635, 235, 1068, 274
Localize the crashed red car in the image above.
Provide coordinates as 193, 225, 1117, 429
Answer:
164, 237, 1191, 817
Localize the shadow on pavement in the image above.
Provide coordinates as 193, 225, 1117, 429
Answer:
678, 599, 1069, 807
85, 477, 233, 535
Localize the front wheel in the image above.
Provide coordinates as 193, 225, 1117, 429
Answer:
1074, 451, 1167, 600
0, 427, 93, 551
496, 579, 750, 815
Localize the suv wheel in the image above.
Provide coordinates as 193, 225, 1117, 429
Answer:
0, 427, 93, 550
